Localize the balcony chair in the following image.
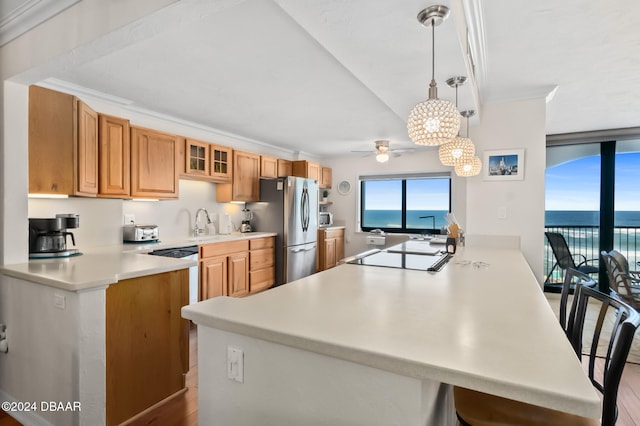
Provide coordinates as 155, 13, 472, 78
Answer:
454, 284, 640, 426
601, 250, 640, 310
545, 232, 599, 292
559, 268, 596, 337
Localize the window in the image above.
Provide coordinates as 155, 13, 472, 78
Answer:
360, 173, 451, 234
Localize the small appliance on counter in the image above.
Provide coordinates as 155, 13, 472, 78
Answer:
218, 213, 232, 234
240, 205, 253, 233
28, 214, 81, 258
319, 212, 333, 227
123, 224, 159, 243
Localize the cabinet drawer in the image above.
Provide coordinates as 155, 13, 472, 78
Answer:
250, 236, 275, 250
250, 248, 274, 270
200, 240, 248, 258
250, 267, 274, 294
324, 228, 344, 239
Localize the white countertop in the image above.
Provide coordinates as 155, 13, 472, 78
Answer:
0, 232, 276, 292
182, 245, 601, 419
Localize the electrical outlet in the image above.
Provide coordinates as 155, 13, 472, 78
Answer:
124, 214, 135, 225
227, 346, 244, 383
54, 294, 66, 309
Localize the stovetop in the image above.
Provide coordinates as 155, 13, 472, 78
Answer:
347, 247, 451, 272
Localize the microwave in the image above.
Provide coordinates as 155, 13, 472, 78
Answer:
319, 212, 333, 226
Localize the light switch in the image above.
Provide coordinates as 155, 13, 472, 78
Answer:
497, 206, 507, 220
54, 294, 66, 309
227, 346, 244, 383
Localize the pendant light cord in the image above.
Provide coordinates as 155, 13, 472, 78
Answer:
431, 19, 435, 82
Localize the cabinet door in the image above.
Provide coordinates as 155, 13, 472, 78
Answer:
185, 139, 209, 177
261, 155, 278, 178
277, 159, 292, 177
130, 126, 179, 198
232, 150, 260, 202
99, 114, 130, 197
335, 234, 345, 265
76, 100, 99, 195
320, 167, 332, 189
210, 144, 232, 182
323, 238, 337, 270
228, 252, 249, 297
308, 162, 321, 182
201, 256, 227, 300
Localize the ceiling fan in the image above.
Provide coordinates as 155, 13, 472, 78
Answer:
351, 140, 416, 163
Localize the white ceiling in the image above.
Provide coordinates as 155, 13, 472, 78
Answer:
5, 0, 640, 158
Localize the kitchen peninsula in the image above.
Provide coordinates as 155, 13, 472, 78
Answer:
0, 232, 273, 426
183, 244, 601, 425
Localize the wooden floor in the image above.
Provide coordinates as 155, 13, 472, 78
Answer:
2, 325, 639, 425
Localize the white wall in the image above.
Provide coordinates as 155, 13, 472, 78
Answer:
466, 99, 546, 281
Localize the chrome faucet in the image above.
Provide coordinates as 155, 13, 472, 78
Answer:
194, 208, 212, 237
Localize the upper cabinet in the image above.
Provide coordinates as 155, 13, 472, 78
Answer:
278, 159, 292, 177
210, 144, 233, 183
182, 139, 233, 183
292, 160, 320, 182
292, 160, 331, 188
29, 85, 99, 196
320, 166, 332, 189
130, 126, 179, 199
216, 150, 260, 202
185, 138, 209, 177
99, 114, 130, 198
260, 155, 278, 178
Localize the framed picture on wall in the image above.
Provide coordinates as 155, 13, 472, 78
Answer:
483, 149, 525, 181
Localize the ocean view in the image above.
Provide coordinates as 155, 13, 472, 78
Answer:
545, 210, 640, 227
363, 210, 449, 229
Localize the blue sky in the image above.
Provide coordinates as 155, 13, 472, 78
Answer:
545, 152, 640, 211
364, 179, 450, 210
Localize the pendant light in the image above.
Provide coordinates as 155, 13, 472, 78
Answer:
454, 110, 482, 176
439, 76, 475, 166
407, 5, 460, 146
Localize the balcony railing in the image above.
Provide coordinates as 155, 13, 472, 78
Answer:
544, 226, 640, 283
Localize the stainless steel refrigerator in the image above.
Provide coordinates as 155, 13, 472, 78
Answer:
250, 177, 318, 286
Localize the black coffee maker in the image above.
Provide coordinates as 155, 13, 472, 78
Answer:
28, 214, 81, 258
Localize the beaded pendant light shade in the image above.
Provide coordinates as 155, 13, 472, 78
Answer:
407, 5, 460, 146
439, 77, 474, 166
454, 108, 482, 176
455, 155, 482, 176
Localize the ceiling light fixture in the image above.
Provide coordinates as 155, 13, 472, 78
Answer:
439, 76, 475, 166
454, 110, 482, 177
375, 140, 390, 163
407, 5, 460, 146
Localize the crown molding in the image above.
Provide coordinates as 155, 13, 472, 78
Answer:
0, 0, 80, 46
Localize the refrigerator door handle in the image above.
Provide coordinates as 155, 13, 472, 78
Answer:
301, 186, 310, 231
291, 245, 316, 253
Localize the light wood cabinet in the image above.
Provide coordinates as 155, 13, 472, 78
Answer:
278, 159, 293, 177
260, 155, 278, 178
130, 126, 179, 199
199, 238, 274, 299
99, 114, 130, 197
185, 138, 209, 177
210, 144, 233, 182
320, 166, 332, 189
201, 256, 227, 300
228, 252, 250, 297
29, 85, 99, 196
106, 269, 189, 426
292, 160, 321, 182
249, 236, 275, 294
318, 227, 345, 271
200, 240, 249, 300
216, 150, 260, 202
